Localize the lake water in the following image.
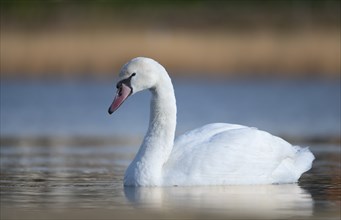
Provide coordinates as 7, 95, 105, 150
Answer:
1, 79, 340, 219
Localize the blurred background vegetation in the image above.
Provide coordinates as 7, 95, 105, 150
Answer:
1, 0, 340, 79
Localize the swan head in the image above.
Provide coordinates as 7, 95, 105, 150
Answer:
108, 57, 164, 114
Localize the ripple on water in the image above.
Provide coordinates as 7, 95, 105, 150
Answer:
0, 143, 340, 219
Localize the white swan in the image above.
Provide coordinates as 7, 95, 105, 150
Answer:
108, 57, 315, 186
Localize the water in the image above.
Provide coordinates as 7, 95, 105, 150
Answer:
1, 79, 340, 219
1, 79, 340, 138
1, 143, 340, 219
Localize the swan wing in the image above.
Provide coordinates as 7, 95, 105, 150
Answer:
163, 123, 314, 186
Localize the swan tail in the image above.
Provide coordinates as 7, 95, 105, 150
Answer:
271, 146, 315, 183
293, 146, 315, 179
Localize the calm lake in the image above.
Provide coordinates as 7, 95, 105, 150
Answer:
1, 79, 340, 219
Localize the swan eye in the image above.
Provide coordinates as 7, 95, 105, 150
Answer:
116, 73, 136, 89
116, 82, 122, 89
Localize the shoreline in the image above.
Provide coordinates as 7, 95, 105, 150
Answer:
1, 135, 340, 147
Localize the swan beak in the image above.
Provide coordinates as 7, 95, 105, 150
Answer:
108, 83, 132, 114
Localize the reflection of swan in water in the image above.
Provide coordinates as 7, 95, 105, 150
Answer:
124, 184, 313, 218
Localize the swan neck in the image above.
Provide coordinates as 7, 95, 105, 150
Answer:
125, 73, 176, 186
149, 83, 177, 135
145, 77, 177, 158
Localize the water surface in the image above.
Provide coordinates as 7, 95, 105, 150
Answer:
1, 79, 340, 219
1, 79, 340, 138
1, 143, 340, 219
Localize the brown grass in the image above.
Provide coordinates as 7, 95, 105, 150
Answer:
1, 28, 340, 78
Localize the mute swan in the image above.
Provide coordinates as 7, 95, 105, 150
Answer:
108, 57, 315, 186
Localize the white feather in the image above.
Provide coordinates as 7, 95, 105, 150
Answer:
114, 57, 315, 186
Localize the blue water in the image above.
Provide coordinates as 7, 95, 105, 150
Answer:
1, 78, 340, 219
1, 79, 340, 138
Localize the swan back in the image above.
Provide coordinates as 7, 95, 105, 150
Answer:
163, 123, 314, 186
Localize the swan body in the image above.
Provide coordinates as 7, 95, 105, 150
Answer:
108, 57, 314, 186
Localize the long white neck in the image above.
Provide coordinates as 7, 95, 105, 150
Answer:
124, 72, 177, 186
